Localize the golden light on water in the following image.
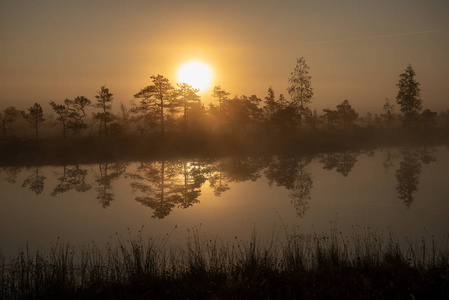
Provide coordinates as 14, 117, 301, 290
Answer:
177, 61, 213, 92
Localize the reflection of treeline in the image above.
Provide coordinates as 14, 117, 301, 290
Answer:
2, 146, 437, 217
1, 61, 448, 147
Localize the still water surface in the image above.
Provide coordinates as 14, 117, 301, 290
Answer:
1, 146, 448, 256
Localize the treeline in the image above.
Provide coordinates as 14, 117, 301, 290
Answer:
1, 60, 448, 142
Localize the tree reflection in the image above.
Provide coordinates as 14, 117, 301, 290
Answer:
22, 166, 46, 195
319, 151, 359, 177
395, 150, 422, 208
207, 157, 263, 196
51, 165, 92, 196
419, 146, 437, 165
265, 156, 313, 217
2, 166, 22, 184
95, 163, 127, 208
395, 147, 436, 208
207, 161, 230, 197
127, 161, 191, 218
382, 148, 399, 174
172, 161, 206, 209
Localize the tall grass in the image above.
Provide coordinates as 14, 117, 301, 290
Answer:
1, 228, 448, 299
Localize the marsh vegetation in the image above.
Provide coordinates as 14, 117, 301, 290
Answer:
1, 227, 448, 299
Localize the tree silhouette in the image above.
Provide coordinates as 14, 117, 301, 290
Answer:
176, 83, 201, 132
22, 166, 46, 195
0, 107, 20, 139
134, 75, 174, 136
381, 98, 396, 128
22, 103, 45, 140
396, 64, 422, 129
336, 99, 358, 129
421, 109, 437, 131
322, 109, 339, 130
263, 86, 278, 122
94, 86, 114, 136
50, 97, 91, 139
287, 57, 314, 128
212, 86, 230, 110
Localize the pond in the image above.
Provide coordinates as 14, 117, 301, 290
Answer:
1, 145, 448, 257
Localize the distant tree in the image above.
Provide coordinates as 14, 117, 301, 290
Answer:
212, 86, 230, 110
268, 93, 299, 133
50, 96, 91, 139
322, 108, 339, 130
304, 108, 320, 130
244, 94, 263, 125
69, 96, 91, 134
108, 103, 130, 136
263, 86, 277, 120
380, 98, 396, 128
22, 103, 45, 140
0, 106, 20, 139
134, 75, 174, 135
419, 108, 437, 131
49, 101, 71, 140
336, 99, 358, 129
437, 110, 449, 130
278, 93, 288, 108
94, 86, 114, 136
287, 57, 314, 128
177, 83, 201, 131
396, 64, 422, 129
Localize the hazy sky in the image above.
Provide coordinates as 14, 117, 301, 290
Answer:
1, 0, 448, 113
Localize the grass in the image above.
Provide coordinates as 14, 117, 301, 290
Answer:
1, 227, 448, 299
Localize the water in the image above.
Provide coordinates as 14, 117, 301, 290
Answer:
1, 146, 448, 257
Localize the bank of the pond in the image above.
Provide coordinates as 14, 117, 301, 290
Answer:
1, 128, 447, 167
1, 230, 448, 299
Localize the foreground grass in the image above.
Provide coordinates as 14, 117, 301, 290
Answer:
1, 228, 448, 299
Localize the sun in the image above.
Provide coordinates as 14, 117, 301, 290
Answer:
177, 61, 213, 92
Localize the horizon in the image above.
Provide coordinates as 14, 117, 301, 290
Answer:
1, 0, 448, 114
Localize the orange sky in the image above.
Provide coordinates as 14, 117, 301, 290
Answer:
1, 0, 448, 114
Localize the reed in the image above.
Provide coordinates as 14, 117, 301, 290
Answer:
1, 228, 448, 299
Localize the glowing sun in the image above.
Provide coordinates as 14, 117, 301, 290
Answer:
177, 61, 213, 92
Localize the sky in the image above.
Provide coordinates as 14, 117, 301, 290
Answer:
1, 0, 448, 114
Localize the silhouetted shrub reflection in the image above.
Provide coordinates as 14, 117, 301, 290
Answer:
394, 146, 436, 208
95, 162, 127, 208
319, 150, 360, 177
51, 165, 92, 196
0, 146, 440, 217
22, 166, 45, 195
